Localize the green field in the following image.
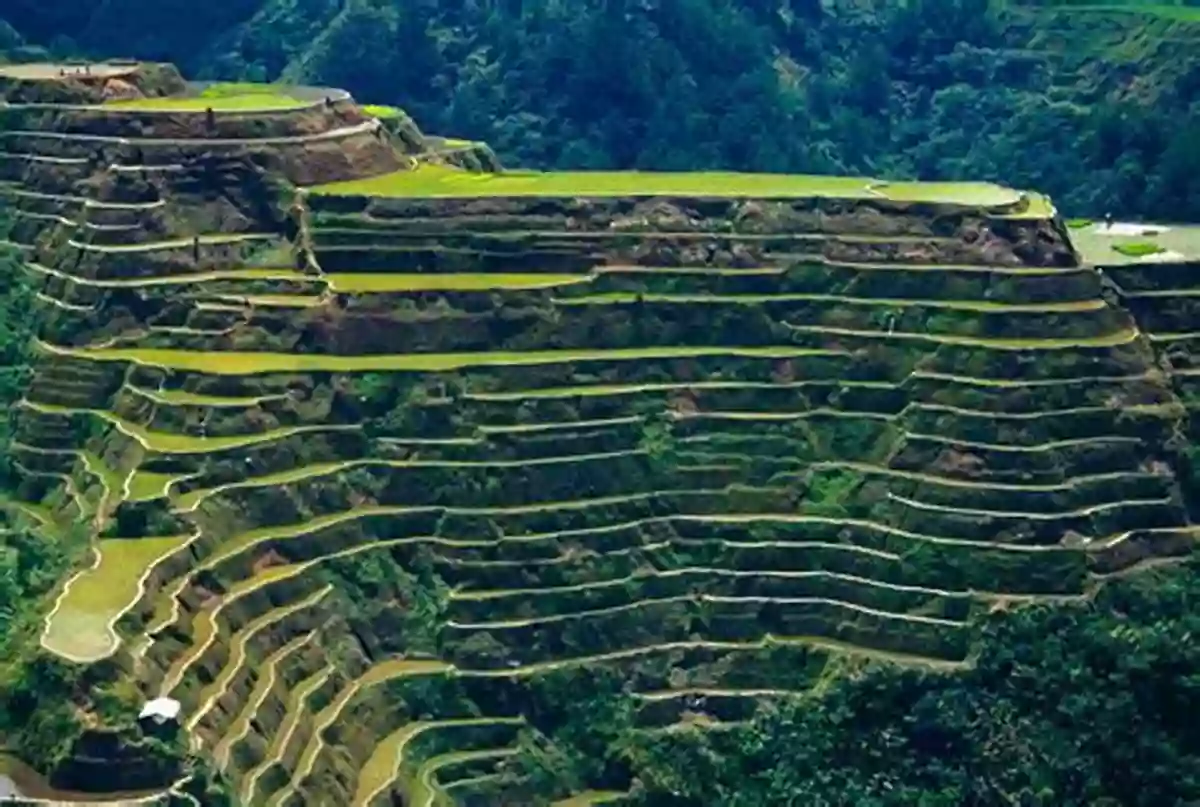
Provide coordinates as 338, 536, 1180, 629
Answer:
325, 273, 591, 292
46, 344, 841, 375
41, 535, 188, 662
361, 104, 406, 119
1070, 222, 1200, 265
309, 164, 1024, 205
105, 83, 309, 112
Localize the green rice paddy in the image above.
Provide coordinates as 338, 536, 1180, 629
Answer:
870, 180, 1025, 207
361, 104, 406, 119
46, 344, 842, 375
41, 535, 188, 662
325, 273, 592, 292
1069, 223, 1200, 266
105, 82, 310, 112
125, 470, 184, 502
309, 164, 1024, 205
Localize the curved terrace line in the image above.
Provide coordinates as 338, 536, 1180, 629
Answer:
812, 461, 1160, 493
239, 664, 335, 805
141, 528, 459, 649
27, 261, 309, 289
448, 565, 971, 603
671, 407, 894, 423
886, 492, 1174, 522
268, 658, 456, 807
908, 369, 1158, 389
156, 569, 326, 696
554, 291, 1108, 314
901, 431, 1142, 453
123, 383, 292, 408
783, 322, 1140, 350
464, 378, 898, 402
409, 747, 518, 807
184, 586, 333, 741
443, 591, 967, 631
2, 118, 383, 148
66, 232, 272, 254
671, 513, 1140, 554
18, 397, 360, 454
211, 632, 315, 772
171, 450, 648, 514
550, 790, 631, 807
352, 718, 525, 807
34, 292, 98, 313
911, 401, 1179, 421
635, 687, 805, 702
818, 258, 1087, 276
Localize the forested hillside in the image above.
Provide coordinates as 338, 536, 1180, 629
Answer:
3, 4, 1200, 806
2, 0, 1198, 220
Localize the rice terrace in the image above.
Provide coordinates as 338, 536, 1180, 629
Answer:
1, 31, 1200, 807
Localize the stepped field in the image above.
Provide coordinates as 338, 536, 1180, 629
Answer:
1, 60, 1198, 806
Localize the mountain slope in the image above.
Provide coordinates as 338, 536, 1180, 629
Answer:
4, 1, 1199, 220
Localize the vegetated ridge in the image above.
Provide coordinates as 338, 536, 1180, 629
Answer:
0, 56, 1199, 807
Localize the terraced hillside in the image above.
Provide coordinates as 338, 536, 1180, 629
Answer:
2, 61, 1198, 806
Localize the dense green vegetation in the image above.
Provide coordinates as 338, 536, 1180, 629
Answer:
3, 0, 1198, 219
0, 216, 35, 485
609, 558, 1200, 806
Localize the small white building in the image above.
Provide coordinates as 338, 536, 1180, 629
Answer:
138, 697, 181, 725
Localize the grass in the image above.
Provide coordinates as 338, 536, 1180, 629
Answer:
870, 180, 1024, 207
1112, 240, 1165, 257
45, 343, 843, 376
1067, 218, 1094, 229
105, 82, 309, 112
308, 164, 1023, 205
126, 470, 185, 503
1070, 222, 1200, 265
41, 535, 188, 662
361, 104, 406, 119
325, 273, 592, 293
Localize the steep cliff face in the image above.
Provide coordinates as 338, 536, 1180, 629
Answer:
1, 61, 1198, 806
